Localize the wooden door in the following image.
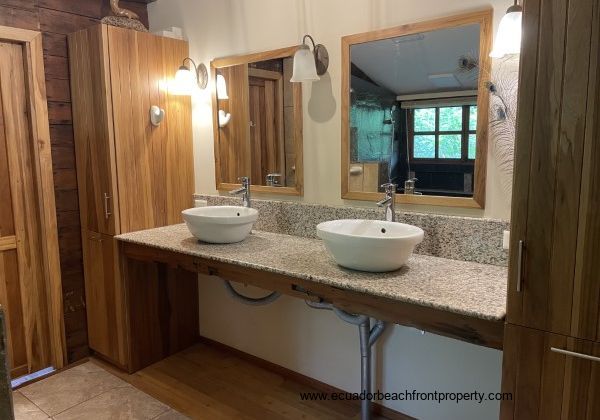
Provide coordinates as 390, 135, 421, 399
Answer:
248, 68, 284, 185
69, 25, 120, 235
107, 26, 194, 233
507, 0, 600, 340
501, 324, 600, 419
82, 231, 125, 366
0, 41, 53, 377
217, 64, 251, 184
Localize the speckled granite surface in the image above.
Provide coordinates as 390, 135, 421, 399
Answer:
117, 224, 507, 321
195, 195, 510, 266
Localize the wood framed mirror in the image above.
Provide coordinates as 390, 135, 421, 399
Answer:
211, 46, 304, 196
341, 9, 492, 208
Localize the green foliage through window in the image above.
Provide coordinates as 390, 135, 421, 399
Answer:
411, 104, 477, 161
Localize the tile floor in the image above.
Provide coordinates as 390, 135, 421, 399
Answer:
12, 361, 188, 420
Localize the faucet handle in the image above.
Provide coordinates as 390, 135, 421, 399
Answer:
380, 183, 397, 194
238, 176, 250, 187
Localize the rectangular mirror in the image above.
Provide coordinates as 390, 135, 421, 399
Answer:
341, 10, 492, 208
211, 46, 303, 196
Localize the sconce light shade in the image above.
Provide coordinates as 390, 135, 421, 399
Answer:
490, 3, 522, 58
290, 34, 329, 83
171, 57, 208, 95
216, 74, 229, 99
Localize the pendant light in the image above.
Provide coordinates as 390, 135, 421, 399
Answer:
490, 0, 523, 58
290, 34, 329, 82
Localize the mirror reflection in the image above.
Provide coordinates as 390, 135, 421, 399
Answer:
347, 22, 487, 199
213, 50, 302, 193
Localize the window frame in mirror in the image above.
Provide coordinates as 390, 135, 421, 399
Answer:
211, 46, 304, 196
341, 9, 493, 208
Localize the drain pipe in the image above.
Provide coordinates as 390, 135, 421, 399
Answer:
221, 279, 281, 306
306, 301, 386, 420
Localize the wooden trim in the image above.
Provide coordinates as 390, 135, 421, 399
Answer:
217, 183, 302, 196
211, 46, 301, 68
341, 9, 492, 209
211, 45, 304, 196
0, 236, 16, 251
197, 336, 416, 420
0, 25, 38, 43
1, 29, 66, 370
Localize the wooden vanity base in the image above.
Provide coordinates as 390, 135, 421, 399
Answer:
119, 241, 503, 373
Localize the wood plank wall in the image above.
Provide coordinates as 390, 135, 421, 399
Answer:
0, 0, 150, 363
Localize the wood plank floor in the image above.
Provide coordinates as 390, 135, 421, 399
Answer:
94, 342, 409, 420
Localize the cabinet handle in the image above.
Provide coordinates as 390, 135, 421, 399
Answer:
516, 240, 524, 292
103, 193, 112, 220
550, 347, 600, 363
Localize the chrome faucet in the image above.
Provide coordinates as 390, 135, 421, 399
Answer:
229, 176, 251, 207
377, 183, 396, 222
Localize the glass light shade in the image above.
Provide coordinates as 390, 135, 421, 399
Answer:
290, 47, 319, 82
170, 66, 196, 95
216, 74, 229, 99
490, 11, 522, 58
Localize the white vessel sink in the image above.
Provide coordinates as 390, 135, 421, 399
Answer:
317, 219, 424, 272
182, 206, 258, 244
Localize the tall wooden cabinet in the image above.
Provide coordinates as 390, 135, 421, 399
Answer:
501, 0, 600, 417
68, 25, 194, 366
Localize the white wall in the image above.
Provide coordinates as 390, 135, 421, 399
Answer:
148, 1, 508, 418
149, 0, 513, 220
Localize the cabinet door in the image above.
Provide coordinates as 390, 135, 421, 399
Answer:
107, 26, 194, 233
69, 25, 119, 235
501, 324, 600, 419
508, 0, 600, 339
82, 231, 125, 366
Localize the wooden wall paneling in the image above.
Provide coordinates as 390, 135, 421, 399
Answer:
571, 0, 600, 342
248, 80, 264, 184
162, 35, 194, 224
68, 25, 119, 235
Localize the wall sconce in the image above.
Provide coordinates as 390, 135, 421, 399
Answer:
216, 74, 229, 99
149, 105, 165, 126
290, 34, 329, 82
490, 0, 522, 58
171, 57, 208, 95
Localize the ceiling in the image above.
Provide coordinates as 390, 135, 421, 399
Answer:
350, 23, 481, 96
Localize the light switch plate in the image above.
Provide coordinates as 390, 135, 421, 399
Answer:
503, 230, 510, 250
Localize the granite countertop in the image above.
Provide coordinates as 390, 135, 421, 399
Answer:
116, 224, 508, 322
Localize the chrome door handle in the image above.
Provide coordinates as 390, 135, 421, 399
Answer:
516, 240, 524, 292
103, 193, 112, 220
550, 347, 600, 363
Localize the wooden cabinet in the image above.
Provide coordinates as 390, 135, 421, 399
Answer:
507, 0, 600, 340
501, 325, 600, 419
82, 231, 125, 366
502, 0, 600, 417
68, 24, 194, 365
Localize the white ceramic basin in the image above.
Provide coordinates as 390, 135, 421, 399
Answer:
317, 219, 424, 272
182, 206, 258, 244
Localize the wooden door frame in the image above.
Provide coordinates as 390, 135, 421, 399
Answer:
0, 26, 66, 369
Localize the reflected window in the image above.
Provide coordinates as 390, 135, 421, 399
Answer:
410, 104, 477, 161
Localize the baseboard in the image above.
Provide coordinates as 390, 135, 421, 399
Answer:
198, 336, 415, 420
